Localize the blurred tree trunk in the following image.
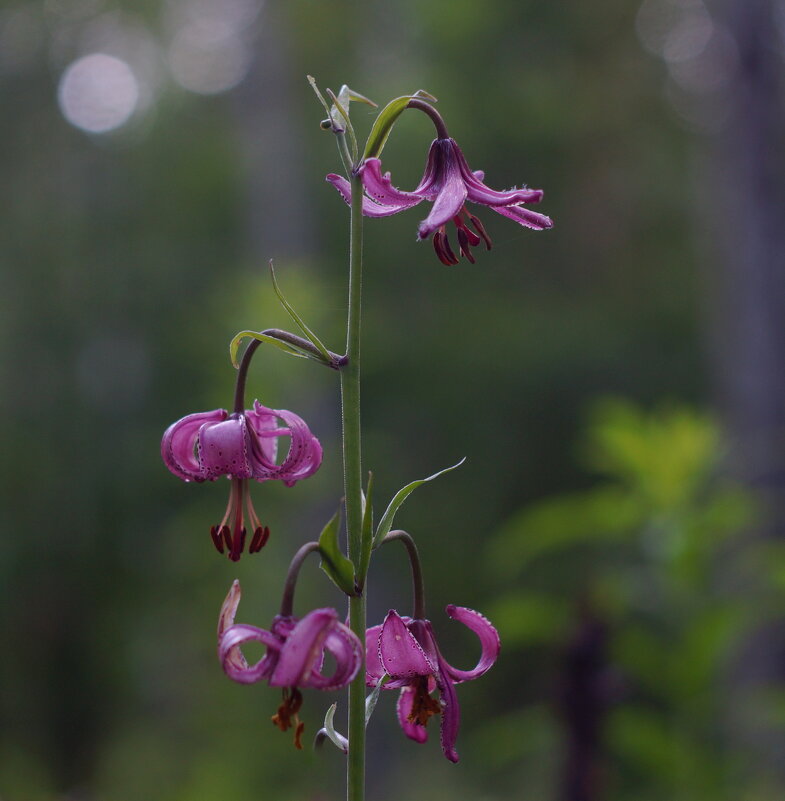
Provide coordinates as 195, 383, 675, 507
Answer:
704, 0, 785, 776
232, 4, 314, 262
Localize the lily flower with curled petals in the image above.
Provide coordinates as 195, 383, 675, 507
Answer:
161, 400, 322, 560
218, 580, 362, 748
328, 136, 552, 265
365, 606, 500, 763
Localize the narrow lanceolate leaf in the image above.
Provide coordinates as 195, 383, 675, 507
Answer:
357, 472, 375, 587
365, 673, 390, 725
373, 458, 466, 549
268, 261, 332, 363
318, 508, 357, 596
363, 90, 438, 161
307, 75, 332, 120
229, 330, 310, 368
318, 703, 349, 754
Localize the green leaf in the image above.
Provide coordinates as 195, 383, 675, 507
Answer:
229, 330, 315, 369
357, 472, 374, 586
365, 673, 389, 725
268, 261, 332, 362
306, 74, 332, 120
363, 89, 438, 161
373, 457, 466, 549
318, 508, 357, 596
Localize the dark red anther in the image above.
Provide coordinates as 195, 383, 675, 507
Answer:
249, 525, 270, 554
456, 228, 476, 264
221, 525, 232, 551
210, 525, 225, 554
468, 212, 492, 250
454, 215, 481, 247
433, 229, 459, 266
228, 526, 246, 562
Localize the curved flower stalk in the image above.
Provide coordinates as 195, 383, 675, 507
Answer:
365, 606, 500, 763
161, 401, 322, 560
328, 136, 552, 265
218, 580, 363, 748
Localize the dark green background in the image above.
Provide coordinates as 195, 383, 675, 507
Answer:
2, 1, 784, 799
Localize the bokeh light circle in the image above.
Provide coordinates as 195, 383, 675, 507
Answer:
58, 52, 139, 133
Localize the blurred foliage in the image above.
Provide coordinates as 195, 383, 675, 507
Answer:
487, 399, 785, 800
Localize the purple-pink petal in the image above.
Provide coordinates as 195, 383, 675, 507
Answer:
379, 610, 435, 679
491, 203, 553, 230
219, 623, 281, 684
396, 686, 429, 744
162, 409, 227, 481
245, 401, 322, 485
434, 654, 461, 763
326, 174, 421, 218
359, 159, 425, 209
307, 622, 362, 690
440, 605, 501, 683
365, 623, 386, 686
269, 608, 339, 688
198, 415, 252, 480
416, 142, 468, 240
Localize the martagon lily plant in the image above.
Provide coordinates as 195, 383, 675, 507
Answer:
161, 80, 551, 801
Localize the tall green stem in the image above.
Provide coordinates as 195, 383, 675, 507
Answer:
341, 169, 366, 801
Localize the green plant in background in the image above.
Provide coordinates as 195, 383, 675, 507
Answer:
488, 399, 761, 801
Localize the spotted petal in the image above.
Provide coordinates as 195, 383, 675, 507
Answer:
379, 610, 435, 679
198, 415, 252, 480
161, 409, 227, 481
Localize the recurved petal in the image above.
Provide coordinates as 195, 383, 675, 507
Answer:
359, 159, 425, 209
269, 608, 338, 688
198, 415, 253, 479
246, 402, 322, 485
379, 610, 435, 679
436, 663, 461, 763
440, 605, 501, 683
491, 204, 553, 230
244, 403, 280, 467
327, 174, 421, 218
161, 409, 227, 481
396, 686, 429, 744
451, 141, 545, 206
219, 623, 280, 684
307, 621, 362, 691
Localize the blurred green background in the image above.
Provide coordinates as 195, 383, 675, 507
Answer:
2, 0, 784, 799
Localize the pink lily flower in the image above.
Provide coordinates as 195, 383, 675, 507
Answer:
161, 400, 322, 560
366, 606, 501, 762
327, 137, 552, 265
218, 580, 362, 748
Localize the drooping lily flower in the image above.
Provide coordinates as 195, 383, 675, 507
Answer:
161, 400, 322, 560
327, 137, 552, 265
366, 606, 500, 763
218, 580, 362, 748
